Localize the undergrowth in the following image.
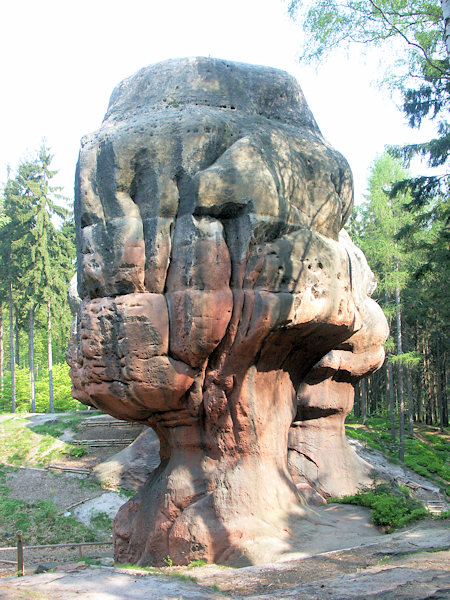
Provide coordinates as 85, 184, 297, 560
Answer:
331, 480, 429, 532
0, 474, 109, 546
345, 417, 449, 495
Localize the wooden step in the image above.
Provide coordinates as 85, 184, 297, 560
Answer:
73, 439, 135, 447
81, 421, 142, 427
425, 500, 447, 514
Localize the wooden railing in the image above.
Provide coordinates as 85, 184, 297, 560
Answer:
0, 532, 113, 575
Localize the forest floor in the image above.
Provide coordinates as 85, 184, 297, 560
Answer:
0, 412, 448, 599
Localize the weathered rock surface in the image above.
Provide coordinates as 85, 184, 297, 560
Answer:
69, 57, 388, 566
92, 427, 160, 491
288, 231, 389, 501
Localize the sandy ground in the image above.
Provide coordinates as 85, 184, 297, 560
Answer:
1, 520, 448, 600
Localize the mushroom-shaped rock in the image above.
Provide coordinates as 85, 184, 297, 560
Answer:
69, 57, 387, 566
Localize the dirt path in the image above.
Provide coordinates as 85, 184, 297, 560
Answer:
1, 520, 448, 600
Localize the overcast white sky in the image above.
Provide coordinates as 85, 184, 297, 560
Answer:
0, 0, 431, 207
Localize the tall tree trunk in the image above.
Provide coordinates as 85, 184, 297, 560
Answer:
443, 0, 450, 55
354, 382, 361, 418
403, 328, 414, 437
361, 377, 367, 425
29, 306, 36, 413
406, 368, 414, 437
385, 292, 396, 445
0, 303, 3, 395
8, 271, 15, 413
395, 283, 405, 461
388, 358, 396, 445
416, 369, 422, 423
47, 299, 54, 413
425, 338, 433, 424
436, 336, 444, 432
442, 342, 449, 427
15, 316, 20, 367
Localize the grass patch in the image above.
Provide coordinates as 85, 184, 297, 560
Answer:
117, 562, 159, 572
331, 480, 429, 532
67, 444, 90, 458
0, 465, 109, 546
187, 559, 207, 569
90, 511, 112, 532
116, 562, 197, 582
83, 557, 102, 566
0, 414, 90, 467
118, 487, 136, 498
29, 414, 85, 437
0, 493, 101, 546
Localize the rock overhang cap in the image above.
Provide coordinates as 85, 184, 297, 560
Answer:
104, 56, 321, 132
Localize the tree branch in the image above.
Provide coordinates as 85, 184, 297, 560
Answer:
368, 0, 448, 77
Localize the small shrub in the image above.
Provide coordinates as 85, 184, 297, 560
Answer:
334, 481, 429, 532
68, 444, 89, 457
163, 554, 173, 567
187, 559, 207, 569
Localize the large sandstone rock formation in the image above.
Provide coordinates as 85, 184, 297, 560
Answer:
69, 57, 388, 566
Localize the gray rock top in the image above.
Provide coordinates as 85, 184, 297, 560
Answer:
104, 57, 320, 132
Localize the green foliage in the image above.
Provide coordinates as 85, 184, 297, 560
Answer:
83, 558, 102, 566
404, 439, 450, 481
186, 559, 207, 569
348, 150, 448, 431
289, 1, 447, 82
0, 363, 83, 413
333, 480, 429, 531
346, 425, 390, 453
119, 487, 136, 498
0, 484, 100, 546
0, 415, 88, 467
29, 414, 84, 437
68, 444, 90, 458
0, 144, 76, 414
117, 563, 159, 573
289, 0, 450, 289
90, 511, 112, 532
163, 554, 173, 567
346, 419, 450, 494
116, 562, 196, 581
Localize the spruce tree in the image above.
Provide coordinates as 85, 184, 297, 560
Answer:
0, 145, 75, 413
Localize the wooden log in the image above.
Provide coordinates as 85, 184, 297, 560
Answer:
72, 439, 135, 446
49, 466, 91, 474
65, 496, 103, 511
